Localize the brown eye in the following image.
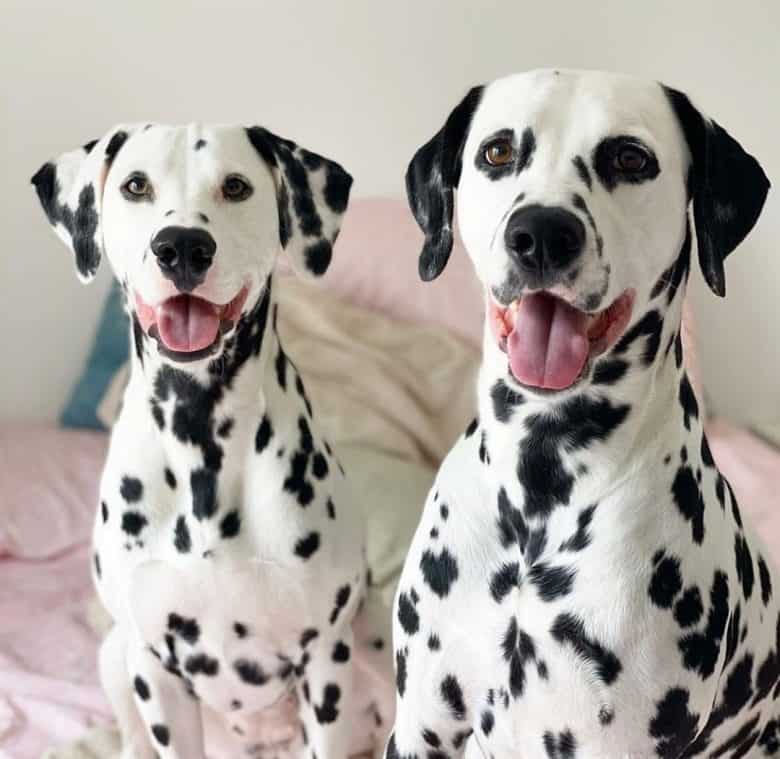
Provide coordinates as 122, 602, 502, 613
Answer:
121, 173, 152, 200
614, 145, 648, 173
485, 140, 514, 166
222, 174, 253, 201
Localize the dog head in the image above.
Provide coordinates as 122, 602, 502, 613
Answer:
32, 124, 352, 364
407, 69, 769, 395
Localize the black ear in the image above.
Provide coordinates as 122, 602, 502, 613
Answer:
664, 86, 770, 296
246, 126, 353, 279
405, 85, 484, 281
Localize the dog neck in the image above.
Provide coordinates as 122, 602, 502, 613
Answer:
476, 224, 699, 517
124, 275, 303, 468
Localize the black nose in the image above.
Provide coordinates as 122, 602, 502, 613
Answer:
151, 226, 216, 293
504, 204, 586, 279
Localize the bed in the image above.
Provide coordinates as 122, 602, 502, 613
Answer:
2, 200, 778, 758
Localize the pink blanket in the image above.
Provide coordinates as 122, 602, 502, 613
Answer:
1, 421, 778, 758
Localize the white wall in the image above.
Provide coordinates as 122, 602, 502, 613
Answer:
1, 0, 778, 424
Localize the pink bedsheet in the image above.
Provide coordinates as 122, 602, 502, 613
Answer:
1, 421, 778, 758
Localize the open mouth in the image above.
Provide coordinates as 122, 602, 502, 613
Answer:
489, 289, 635, 391
135, 287, 249, 363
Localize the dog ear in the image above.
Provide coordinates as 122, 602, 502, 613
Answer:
405, 86, 484, 281
245, 126, 353, 279
664, 87, 770, 297
31, 126, 136, 283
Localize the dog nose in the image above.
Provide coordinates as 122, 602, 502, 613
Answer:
504, 205, 586, 277
151, 226, 217, 293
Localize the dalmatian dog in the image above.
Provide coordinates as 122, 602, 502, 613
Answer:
32, 124, 392, 759
386, 70, 775, 758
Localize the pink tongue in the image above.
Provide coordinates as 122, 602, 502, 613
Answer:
157, 295, 220, 353
507, 292, 590, 390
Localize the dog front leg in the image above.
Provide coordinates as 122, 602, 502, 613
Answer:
296, 629, 355, 759
124, 639, 206, 759
99, 626, 157, 759
384, 641, 474, 759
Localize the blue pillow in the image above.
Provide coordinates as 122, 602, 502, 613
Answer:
60, 281, 130, 430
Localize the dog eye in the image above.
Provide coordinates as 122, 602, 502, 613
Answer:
222, 174, 253, 202
121, 173, 152, 200
484, 140, 515, 167
614, 145, 649, 173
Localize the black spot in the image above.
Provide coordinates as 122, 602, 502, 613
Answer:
613, 309, 664, 366
300, 628, 319, 648
758, 556, 773, 605
543, 729, 577, 759
234, 658, 269, 685
220, 509, 241, 539
294, 531, 321, 560
465, 417, 479, 437
649, 552, 683, 609
194, 139, 207, 150
397, 592, 419, 636
395, 647, 408, 697
120, 476, 143, 503
323, 161, 352, 213
304, 240, 333, 276
479, 430, 490, 464
551, 613, 622, 685
502, 616, 542, 698
191, 467, 218, 520
168, 613, 200, 644
518, 396, 629, 518
314, 683, 341, 724
312, 452, 329, 479
593, 136, 660, 192
481, 709, 495, 735
496, 486, 529, 550
515, 127, 536, 174
674, 587, 704, 628
275, 346, 288, 391
420, 548, 459, 598
332, 641, 350, 663
151, 400, 165, 430
529, 563, 576, 601
329, 584, 351, 625
164, 468, 176, 489
151, 724, 170, 747
491, 379, 524, 422
93, 552, 101, 578
217, 417, 234, 438
592, 358, 629, 386
255, 414, 273, 453
440, 675, 466, 720
734, 533, 755, 600
104, 130, 129, 165
100, 501, 109, 523
121, 511, 148, 536
185, 653, 218, 676
174, 515, 191, 553
490, 562, 520, 603
326, 497, 336, 519
428, 633, 441, 651
133, 675, 150, 701
234, 622, 248, 638
649, 687, 699, 758
440, 503, 449, 520
677, 570, 729, 679
559, 504, 597, 552
671, 463, 705, 544
572, 155, 592, 190
679, 374, 699, 431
